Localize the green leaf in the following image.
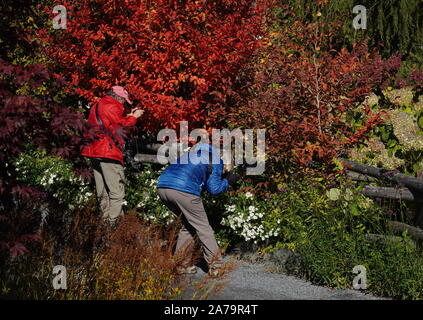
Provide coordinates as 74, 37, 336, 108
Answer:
351, 203, 360, 216
418, 115, 423, 130
332, 158, 344, 171
344, 188, 353, 201
388, 139, 397, 148
327, 188, 341, 201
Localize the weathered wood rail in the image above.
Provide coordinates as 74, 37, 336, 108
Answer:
341, 159, 423, 232
134, 153, 160, 164
134, 143, 186, 165
342, 159, 423, 193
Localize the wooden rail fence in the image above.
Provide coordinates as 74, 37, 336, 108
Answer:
341, 159, 423, 235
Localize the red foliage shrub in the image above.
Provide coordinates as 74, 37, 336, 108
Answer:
0, 59, 87, 173
37, 0, 271, 131
228, 10, 401, 170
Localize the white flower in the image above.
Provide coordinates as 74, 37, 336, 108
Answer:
248, 205, 256, 213
245, 192, 254, 199
226, 205, 236, 212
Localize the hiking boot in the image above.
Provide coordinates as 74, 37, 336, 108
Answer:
176, 265, 197, 275
208, 265, 223, 278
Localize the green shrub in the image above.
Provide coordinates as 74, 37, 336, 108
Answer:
14, 148, 93, 210
124, 164, 174, 225
296, 219, 423, 299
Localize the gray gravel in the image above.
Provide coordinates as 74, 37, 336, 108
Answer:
185, 256, 385, 300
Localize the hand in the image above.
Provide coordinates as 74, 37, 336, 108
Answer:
128, 109, 144, 118
223, 163, 233, 174
226, 173, 240, 188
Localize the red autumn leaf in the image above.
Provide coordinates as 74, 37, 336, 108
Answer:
9, 242, 28, 258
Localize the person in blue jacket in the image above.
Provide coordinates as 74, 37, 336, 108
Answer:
157, 140, 239, 277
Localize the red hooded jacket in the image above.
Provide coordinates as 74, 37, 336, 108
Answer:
81, 95, 137, 164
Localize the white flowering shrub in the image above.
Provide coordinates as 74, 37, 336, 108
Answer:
217, 173, 385, 251
221, 191, 283, 244
125, 164, 174, 225
14, 149, 93, 210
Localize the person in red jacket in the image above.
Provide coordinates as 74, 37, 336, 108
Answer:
82, 86, 143, 224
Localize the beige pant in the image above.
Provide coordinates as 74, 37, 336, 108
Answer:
92, 159, 125, 223
157, 188, 222, 268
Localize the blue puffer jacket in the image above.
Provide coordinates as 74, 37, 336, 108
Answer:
157, 143, 229, 196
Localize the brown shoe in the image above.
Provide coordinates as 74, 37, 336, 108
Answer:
176, 265, 197, 275
208, 265, 222, 278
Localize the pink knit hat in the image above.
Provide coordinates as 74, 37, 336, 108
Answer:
111, 86, 133, 104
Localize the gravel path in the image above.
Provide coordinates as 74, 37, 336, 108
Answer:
185, 256, 384, 300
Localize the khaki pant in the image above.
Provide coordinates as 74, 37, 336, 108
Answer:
92, 159, 125, 223
157, 188, 222, 268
